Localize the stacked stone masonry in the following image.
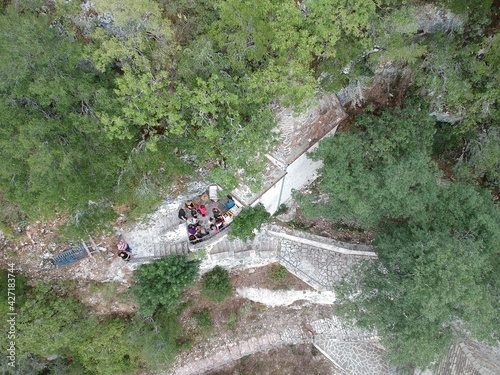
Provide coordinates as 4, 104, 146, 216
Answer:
277, 238, 369, 291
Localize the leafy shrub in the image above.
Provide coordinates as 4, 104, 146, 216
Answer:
201, 266, 232, 303
228, 203, 270, 241
131, 255, 201, 316
273, 203, 288, 217
192, 309, 212, 331
268, 264, 288, 282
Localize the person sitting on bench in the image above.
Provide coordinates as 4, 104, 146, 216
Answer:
226, 195, 235, 209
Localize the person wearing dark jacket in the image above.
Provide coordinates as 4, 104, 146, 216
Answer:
186, 200, 195, 211
212, 207, 221, 218
178, 208, 187, 221
189, 234, 202, 244
118, 251, 132, 261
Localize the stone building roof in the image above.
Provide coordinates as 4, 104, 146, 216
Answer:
433, 341, 500, 375
272, 93, 347, 165
231, 93, 347, 206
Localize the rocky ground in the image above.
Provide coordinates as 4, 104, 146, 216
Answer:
0, 218, 131, 283
0, 182, 209, 314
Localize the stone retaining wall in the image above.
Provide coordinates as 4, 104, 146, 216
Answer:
197, 224, 376, 289
277, 238, 371, 291
271, 225, 375, 291
267, 224, 374, 253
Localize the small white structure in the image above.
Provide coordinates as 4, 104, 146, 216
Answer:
231, 94, 347, 214
208, 184, 220, 202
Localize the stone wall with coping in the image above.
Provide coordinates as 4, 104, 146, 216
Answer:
277, 238, 370, 291
267, 224, 374, 253
199, 224, 376, 289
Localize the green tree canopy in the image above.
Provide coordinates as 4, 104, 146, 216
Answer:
299, 91, 500, 369
0, 6, 131, 217
0, 275, 191, 374
0, 5, 190, 235
297, 100, 440, 228
131, 255, 201, 316
229, 203, 270, 241
0, 281, 142, 375
209, 0, 317, 105
335, 182, 500, 369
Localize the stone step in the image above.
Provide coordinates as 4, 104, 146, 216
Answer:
233, 239, 247, 252
221, 241, 229, 253
153, 242, 189, 257
212, 239, 228, 254
164, 218, 182, 232
178, 243, 188, 254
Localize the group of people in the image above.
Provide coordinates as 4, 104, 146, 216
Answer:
117, 238, 132, 261
178, 200, 207, 222
187, 221, 209, 244
179, 200, 228, 244
117, 195, 236, 259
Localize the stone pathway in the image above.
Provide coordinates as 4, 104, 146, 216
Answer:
314, 339, 392, 375
167, 316, 387, 375
169, 330, 304, 375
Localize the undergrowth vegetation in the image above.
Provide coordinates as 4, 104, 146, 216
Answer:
0, 272, 187, 375
201, 266, 233, 303
268, 265, 288, 282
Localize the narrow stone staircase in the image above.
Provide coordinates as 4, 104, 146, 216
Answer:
129, 241, 189, 264
153, 241, 190, 257
210, 236, 248, 255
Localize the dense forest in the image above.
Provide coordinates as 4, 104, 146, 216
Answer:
0, 0, 498, 236
0, 0, 499, 374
